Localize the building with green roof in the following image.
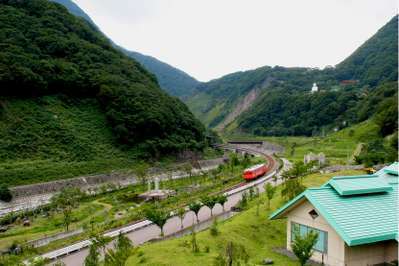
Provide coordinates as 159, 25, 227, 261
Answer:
270, 162, 398, 266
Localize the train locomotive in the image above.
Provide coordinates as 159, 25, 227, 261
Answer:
242, 163, 268, 181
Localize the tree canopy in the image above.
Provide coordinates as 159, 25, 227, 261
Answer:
0, 0, 206, 156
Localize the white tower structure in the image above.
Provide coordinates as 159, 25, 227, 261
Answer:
311, 83, 318, 93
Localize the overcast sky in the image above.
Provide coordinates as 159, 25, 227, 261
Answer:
73, 0, 397, 81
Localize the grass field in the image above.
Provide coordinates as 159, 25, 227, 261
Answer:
126, 169, 365, 266
225, 120, 381, 165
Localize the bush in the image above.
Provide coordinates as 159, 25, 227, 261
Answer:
0, 184, 12, 202
210, 218, 219, 236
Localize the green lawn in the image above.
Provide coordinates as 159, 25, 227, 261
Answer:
126, 169, 365, 266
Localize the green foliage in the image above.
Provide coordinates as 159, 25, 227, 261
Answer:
237, 192, 248, 210
336, 16, 398, 87
84, 244, 100, 266
216, 194, 228, 211
213, 241, 249, 266
239, 88, 361, 136
281, 179, 306, 201
210, 218, 219, 236
292, 230, 319, 266
201, 195, 218, 216
188, 202, 202, 218
189, 16, 397, 138
191, 227, 199, 253
52, 0, 199, 98
355, 138, 397, 167
120, 49, 200, 98
0, 0, 206, 158
0, 184, 12, 202
104, 233, 135, 266
265, 183, 276, 210
134, 162, 150, 187
177, 207, 186, 229
144, 207, 170, 236
50, 187, 84, 231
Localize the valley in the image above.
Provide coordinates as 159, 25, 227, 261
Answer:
0, 0, 397, 265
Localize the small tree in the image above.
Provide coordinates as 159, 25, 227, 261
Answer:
188, 202, 202, 224
51, 188, 84, 231
144, 208, 170, 237
0, 184, 12, 202
177, 207, 186, 230
281, 179, 306, 201
237, 192, 248, 209
292, 230, 318, 266
191, 227, 199, 253
265, 183, 276, 210
256, 197, 263, 216
134, 162, 150, 188
214, 241, 249, 266
210, 218, 219, 236
90, 231, 111, 255
216, 195, 228, 212
84, 244, 100, 266
182, 163, 193, 181
201, 196, 217, 217
104, 233, 135, 266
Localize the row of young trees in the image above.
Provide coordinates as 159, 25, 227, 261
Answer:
144, 194, 228, 237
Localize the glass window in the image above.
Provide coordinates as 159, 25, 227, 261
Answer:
291, 222, 328, 254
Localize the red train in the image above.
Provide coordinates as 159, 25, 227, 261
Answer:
243, 163, 268, 181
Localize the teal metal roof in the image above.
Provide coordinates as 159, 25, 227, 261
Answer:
329, 175, 392, 196
383, 162, 398, 176
270, 162, 398, 246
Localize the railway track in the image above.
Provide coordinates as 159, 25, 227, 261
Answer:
215, 143, 278, 194
33, 144, 279, 264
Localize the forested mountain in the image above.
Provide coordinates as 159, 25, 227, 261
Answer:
0, 0, 206, 160
52, 0, 200, 98
118, 47, 200, 98
188, 15, 398, 137
335, 15, 398, 87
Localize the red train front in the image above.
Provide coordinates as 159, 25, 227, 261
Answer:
243, 163, 268, 181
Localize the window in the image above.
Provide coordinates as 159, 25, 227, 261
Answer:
291, 222, 328, 254
308, 209, 319, 219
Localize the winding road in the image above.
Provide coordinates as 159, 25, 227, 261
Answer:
33, 144, 290, 266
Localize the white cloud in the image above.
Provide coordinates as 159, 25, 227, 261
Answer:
73, 0, 397, 81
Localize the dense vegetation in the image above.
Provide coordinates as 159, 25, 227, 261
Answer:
189, 16, 398, 141
53, 0, 200, 98
119, 48, 200, 98
335, 15, 398, 87
238, 81, 397, 137
0, 0, 205, 159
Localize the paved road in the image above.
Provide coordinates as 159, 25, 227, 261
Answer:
27, 144, 291, 266
48, 170, 277, 266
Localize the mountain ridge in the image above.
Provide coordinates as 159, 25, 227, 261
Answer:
188, 15, 398, 136
51, 0, 199, 98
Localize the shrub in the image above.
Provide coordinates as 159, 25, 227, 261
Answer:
0, 184, 12, 202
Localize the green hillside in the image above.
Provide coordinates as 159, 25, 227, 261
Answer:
188, 16, 398, 137
52, 0, 200, 98
119, 48, 200, 98
0, 0, 206, 185
336, 15, 398, 87
0, 97, 138, 186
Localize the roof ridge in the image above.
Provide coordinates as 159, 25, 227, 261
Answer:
332, 174, 378, 180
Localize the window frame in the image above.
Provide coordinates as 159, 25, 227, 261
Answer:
290, 222, 328, 254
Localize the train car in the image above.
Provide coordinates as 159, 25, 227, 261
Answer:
243, 163, 268, 181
